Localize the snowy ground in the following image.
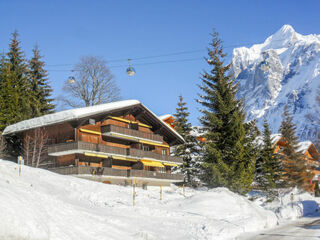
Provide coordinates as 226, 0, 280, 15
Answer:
0, 160, 319, 240
238, 218, 320, 240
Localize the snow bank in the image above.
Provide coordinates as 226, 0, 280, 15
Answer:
0, 160, 278, 240
169, 188, 277, 239
251, 188, 320, 222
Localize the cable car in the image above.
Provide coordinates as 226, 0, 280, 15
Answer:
126, 59, 136, 76
68, 76, 75, 84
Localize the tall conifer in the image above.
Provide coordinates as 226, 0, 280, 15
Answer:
198, 30, 255, 194
256, 119, 282, 199
280, 106, 311, 190
0, 32, 31, 130
29, 45, 55, 117
173, 95, 200, 186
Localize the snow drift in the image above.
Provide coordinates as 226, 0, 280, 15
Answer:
0, 160, 278, 240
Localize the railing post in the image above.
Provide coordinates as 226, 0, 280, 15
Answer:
183, 184, 185, 197
133, 180, 136, 206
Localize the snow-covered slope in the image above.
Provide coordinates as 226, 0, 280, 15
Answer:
0, 160, 278, 240
232, 25, 320, 142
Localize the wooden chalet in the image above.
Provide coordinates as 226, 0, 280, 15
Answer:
159, 114, 176, 130
271, 134, 320, 184
3, 100, 185, 187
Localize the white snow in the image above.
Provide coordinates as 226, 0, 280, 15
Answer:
2, 100, 185, 143
158, 114, 172, 121
251, 188, 320, 221
232, 24, 320, 143
3, 100, 140, 135
297, 141, 312, 154
0, 159, 279, 240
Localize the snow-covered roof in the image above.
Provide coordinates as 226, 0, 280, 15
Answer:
3, 100, 185, 144
254, 134, 282, 147
158, 114, 173, 121
3, 100, 139, 135
271, 134, 282, 145
297, 141, 313, 154
190, 126, 206, 137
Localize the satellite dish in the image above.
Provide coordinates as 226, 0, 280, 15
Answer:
126, 59, 136, 76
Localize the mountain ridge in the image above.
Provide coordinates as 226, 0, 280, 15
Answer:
232, 25, 320, 144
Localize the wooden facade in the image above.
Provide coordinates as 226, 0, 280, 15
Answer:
4, 101, 185, 186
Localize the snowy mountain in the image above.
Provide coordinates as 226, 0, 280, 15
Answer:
232, 25, 320, 143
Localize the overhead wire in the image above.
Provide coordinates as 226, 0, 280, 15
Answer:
46, 38, 289, 71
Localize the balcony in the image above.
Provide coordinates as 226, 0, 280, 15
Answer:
48, 141, 183, 164
130, 169, 184, 181
49, 166, 184, 182
48, 141, 127, 156
129, 148, 182, 164
50, 165, 129, 177
101, 124, 163, 143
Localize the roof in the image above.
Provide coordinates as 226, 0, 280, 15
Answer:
297, 141, 313, 154
271, 134, 282, 145
159, 114, 173, 121
254, 134, 283, 147
3, 100, 139, 135
3, 100, 185, 144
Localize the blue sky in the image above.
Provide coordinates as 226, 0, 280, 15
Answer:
0, 0, 319, 125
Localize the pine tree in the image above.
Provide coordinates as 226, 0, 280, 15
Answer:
256, 119, 282, 199
173, 95, 200, 186
280, 105, 311, 191
0, 54, 9, 130
0, 32, 32, 131
198, 30, 255, 194
28, 45, 55, 117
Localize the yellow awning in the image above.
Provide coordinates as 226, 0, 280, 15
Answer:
139, 139, 169, 148
163, 163, 178, 167
110, 133, 137, 141
108, 116, 152, 128
80, 128, 101, 135
112, 155, 137, 162
141, 160, 164, 168
84, 152, 109, 158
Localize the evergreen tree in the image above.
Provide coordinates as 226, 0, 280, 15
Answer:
279, 105, 311, 191
0, 32, 31, 131
256, 119, 282, 199
198, 30, 255, 194
0, 54, 9, 130
28, 45, 55, 117
173, 95, 200, 186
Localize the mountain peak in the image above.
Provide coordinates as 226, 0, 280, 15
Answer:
272, 24, 296, 40
266, 24, 298, 48
277, 24, 295, 35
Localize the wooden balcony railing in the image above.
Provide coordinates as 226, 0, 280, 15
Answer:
130, 169, 184, 181
48, 141, 127, 156
49, 166, 184, 181
48, 141, 183, 164
129, 148, 182, 164
101, 124, 163, 142
50, 166, 129, 177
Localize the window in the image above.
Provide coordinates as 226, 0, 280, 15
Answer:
129, 123, 139, 130
143, 145, 150, 151
162, 149, 167, 155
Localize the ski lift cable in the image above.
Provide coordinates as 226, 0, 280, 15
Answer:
47, 57, 203, 72
46, 41, 266, 67
47, 37, 291, 72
